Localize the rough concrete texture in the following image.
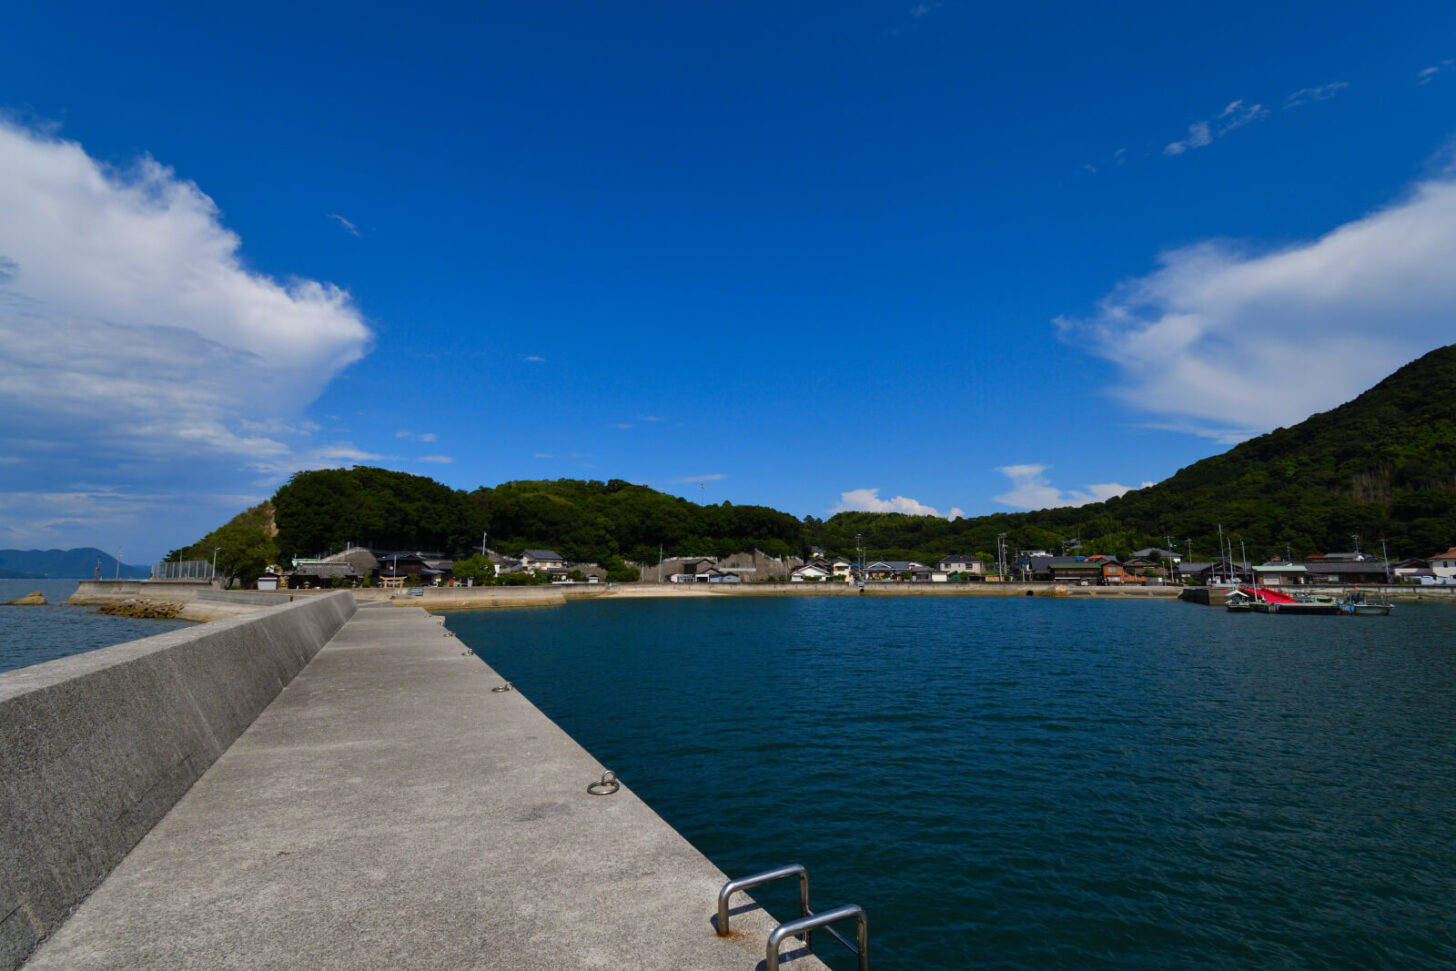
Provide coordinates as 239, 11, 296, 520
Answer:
0, 592, 356, 970
23, 605, 826, 970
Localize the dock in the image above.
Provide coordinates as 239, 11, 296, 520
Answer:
11, 601, 823, 969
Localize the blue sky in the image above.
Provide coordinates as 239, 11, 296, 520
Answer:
3, 2, 1455, 562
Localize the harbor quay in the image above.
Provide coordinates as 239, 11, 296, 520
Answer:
3, 593, 825, 970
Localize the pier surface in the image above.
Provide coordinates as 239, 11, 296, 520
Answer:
25, 605, 820, 969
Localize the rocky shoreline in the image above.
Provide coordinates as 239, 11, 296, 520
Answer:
95, 599, 184, 619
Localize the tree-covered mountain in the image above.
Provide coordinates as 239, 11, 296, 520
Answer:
0, 548, 149, 579
186, 343, 1456, 576
813, 342, 1456, 564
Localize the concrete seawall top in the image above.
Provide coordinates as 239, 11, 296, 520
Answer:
22, 605, 827, 970
2, 592, 357, 969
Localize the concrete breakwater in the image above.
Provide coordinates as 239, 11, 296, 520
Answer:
0, 591, 356, 969
13, 604, 820, 970
66, 581, 297, 622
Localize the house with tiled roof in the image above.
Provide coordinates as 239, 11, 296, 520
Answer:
519, 549, 566, 573
1430, 546, 1456, 579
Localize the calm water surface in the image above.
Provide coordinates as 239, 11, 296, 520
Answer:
446, 596, 1456, 970
0, 579, 194, 674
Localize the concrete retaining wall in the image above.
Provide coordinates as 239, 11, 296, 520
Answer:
0, 591, 356, 969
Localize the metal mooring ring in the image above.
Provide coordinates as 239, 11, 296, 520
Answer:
587, 771, 619, 796
491, 682, 513, 693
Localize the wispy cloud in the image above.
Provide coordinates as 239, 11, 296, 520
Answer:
832, 488, 964, 520
523, 354, 545, 362
993, 466, 1143, 511
533, 452, 553, 459
1057, 169, 1456, 441
396, 430, 437, 442
1164, 121, 1214, 156
0, 118, 371, 553
668, 473, 727, 484
638, 415, 667, 423
610, 422, 634, 429
327, 212, 361, 237
1417, 60, 1453, 85
1284, 82, 1349, 108
1164, 100, 1267, 156
419, 455, 453, 464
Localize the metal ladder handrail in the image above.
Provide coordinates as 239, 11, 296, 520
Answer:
718, 865, 868, 969
767, 904, 868, 971
717, 863, 812, 948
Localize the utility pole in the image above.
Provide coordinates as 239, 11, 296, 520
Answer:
1380, 537, 1390, 584
115, 547, 122, 580
1239, 539, 1247, 588
658, 544, 663, 584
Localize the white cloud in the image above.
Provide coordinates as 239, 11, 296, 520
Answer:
419, 455, 454, 464
395, 430, 437, 442
833, 488, 964, 520
1284, 82, 1348, 108
1057, 170, 1456, 440
1164, 100, 1268, 156
524, 354, 545, 362
0, 119, 372, 554
533, 452, 554, 459
668, 473, 728, 484
1164, 121, 1213, 156
327, 212, 361, 236
993, 466, 1138, 511
1417, 60, 1453, 85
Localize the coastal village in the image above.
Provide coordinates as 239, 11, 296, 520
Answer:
241, 542, 1456, 590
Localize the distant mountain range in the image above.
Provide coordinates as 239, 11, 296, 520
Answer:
0, 548, 150, 579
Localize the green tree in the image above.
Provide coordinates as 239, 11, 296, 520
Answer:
452, 554, 496, 586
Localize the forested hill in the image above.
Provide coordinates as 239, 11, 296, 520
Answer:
175, 472, 808, 582
183, 343, 1456, 577
814, 342, 1456, 562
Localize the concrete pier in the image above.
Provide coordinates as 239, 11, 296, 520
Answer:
20, 605, 823, 969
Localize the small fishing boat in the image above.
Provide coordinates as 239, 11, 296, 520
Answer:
1340, 589, 1394, 616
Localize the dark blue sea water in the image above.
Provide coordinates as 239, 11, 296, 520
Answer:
0, 579, 194, 674
446, 596, 1456, 970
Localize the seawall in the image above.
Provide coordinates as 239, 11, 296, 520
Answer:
386, 581, 1185, 610
66, 581, 302, 621
0, 591, 356, 969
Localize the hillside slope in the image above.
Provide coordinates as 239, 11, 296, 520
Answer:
813, 343, 1456, 561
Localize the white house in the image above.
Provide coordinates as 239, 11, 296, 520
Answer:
519, 549, 566, 573
936, 555, 983, 576
1431, 546, 1456, 579
791, 563, 833, 582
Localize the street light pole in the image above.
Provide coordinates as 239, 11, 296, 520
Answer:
212, 546, 221, 583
